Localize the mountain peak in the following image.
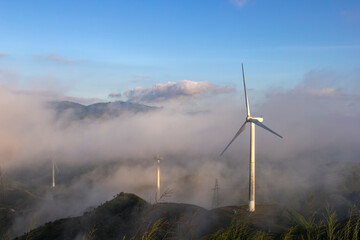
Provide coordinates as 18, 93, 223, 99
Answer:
48, 100, 158, 120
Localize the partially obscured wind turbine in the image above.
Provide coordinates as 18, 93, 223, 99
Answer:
52, 159, 59, 188
155, 155, 163, 201
220, 63, 282, 212
52, 159, 55, 188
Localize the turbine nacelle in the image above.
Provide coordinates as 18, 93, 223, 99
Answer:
155, 155, 163, 162
247, 117, 263, 123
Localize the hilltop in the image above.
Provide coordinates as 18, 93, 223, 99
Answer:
13, 192, 292, 240
4, 191, 360, 240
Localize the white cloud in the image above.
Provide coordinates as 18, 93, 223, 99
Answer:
108, 92, 122, 98
123, 80, 234, 102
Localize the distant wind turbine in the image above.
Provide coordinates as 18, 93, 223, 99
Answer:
52, 159, 59, 188
220, 64, 283, 212
52, 159, 55, 188
155, 155, 163, 201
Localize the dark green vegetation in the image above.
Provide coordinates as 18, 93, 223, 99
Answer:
12, 193, 149, 240
0, 186, 38, 239
12, 193, 231, 240
5, 192, 360, 240
2, 163, 360, 239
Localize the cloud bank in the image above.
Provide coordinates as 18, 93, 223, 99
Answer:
1, 68, 360, 235
123, 80, 234, 102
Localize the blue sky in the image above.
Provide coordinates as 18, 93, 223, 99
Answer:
0, 0, 359, 101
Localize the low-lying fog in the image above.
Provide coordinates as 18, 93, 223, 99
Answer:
1, 69, 359, 236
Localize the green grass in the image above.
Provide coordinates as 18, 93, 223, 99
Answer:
202, 216, 272, 240
77, 203, 360, 240
14, 205, 360, 240
189, 205, 360, 240
7, 191, 360, 240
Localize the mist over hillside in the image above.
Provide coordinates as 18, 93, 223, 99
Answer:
0, 69, 360, 238
1, 0, 359, 238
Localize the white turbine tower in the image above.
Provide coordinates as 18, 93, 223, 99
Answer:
155, 155, 163, 201
220, 63, 282, 212
52, 159, 55, 188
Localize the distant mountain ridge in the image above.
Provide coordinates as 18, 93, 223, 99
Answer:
49, 100, 158, 120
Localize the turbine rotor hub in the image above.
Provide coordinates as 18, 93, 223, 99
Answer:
247, 117, 264, 123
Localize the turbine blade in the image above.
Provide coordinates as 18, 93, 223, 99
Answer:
220, 121, 248, 156
251, 119, 283, 138
242, 63, 251, 117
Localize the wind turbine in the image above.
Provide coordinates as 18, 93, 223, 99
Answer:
155, 155, 163, 201
52, 159, 55, 188
51, 159, 59, 188
220, 63, 282, 212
